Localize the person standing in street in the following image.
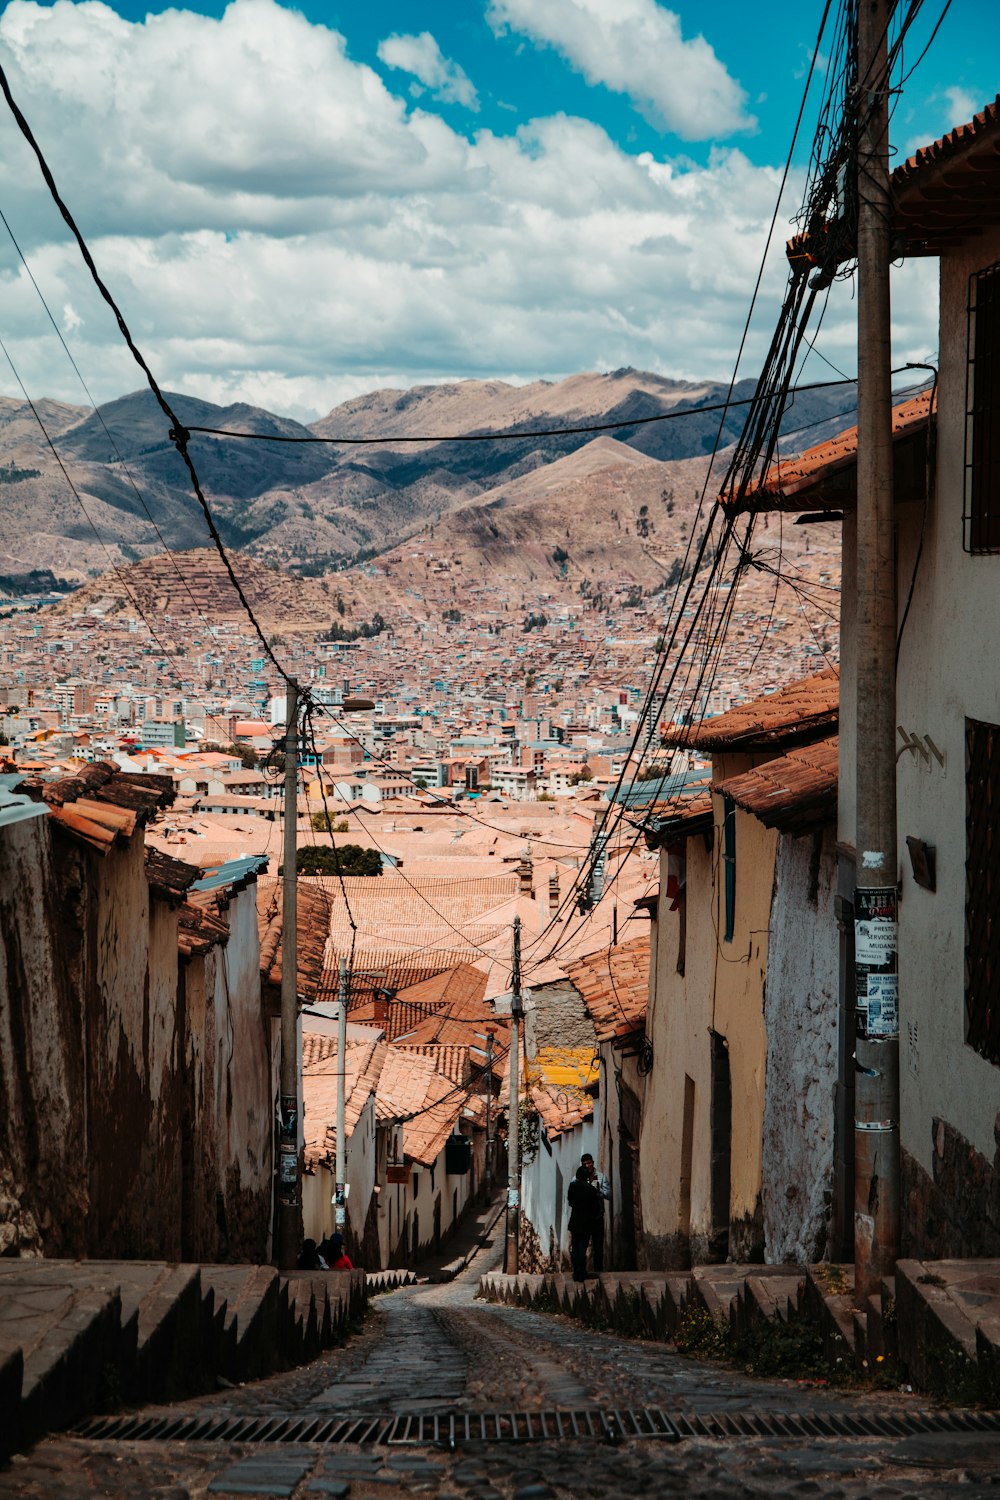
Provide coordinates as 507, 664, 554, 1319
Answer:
581, 1152, 610, 1273
567, 1165, 601, 1281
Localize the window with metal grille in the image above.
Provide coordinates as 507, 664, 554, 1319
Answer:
722, 795, 736, 943
964, 261, 1000, 552
965, 717, 1000, 1065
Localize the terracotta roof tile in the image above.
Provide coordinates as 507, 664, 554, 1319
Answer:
723, 392, 934, 515
177, 901, 230, 957
565, 935, 650, 1044
146, 848, 201, 902
302, 1036, 388, 1168
893, 95, 1000, 255
662, 669, 838, 753
257, 875, 333, 1004
716, 734, 838, 834
526, 1048, 599, 1137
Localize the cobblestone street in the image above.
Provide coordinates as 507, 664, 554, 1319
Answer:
4, 1232, 999, 1499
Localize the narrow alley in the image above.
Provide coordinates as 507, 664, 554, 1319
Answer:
4, 1223, 998, 1500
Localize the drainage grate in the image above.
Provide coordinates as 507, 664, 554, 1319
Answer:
382, 1409, 677, 1444
71, 1405, 1000, 1447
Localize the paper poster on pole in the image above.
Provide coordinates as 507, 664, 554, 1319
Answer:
856, 917, 897, 965
866, 973, 899, 1038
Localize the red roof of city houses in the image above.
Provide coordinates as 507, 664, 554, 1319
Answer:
661, 668, 838, 753
722, 391, 934, 515
716, 734, 839, 836
302, 1034, 388, 1168
565, 933, 650, 1044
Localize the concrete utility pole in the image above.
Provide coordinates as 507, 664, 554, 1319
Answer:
335, 956, 348, 1233
853, 0, 900, 1298
484, 1029, 495, 1199
277, 680, 301, 1271
504, 917, 523, 1275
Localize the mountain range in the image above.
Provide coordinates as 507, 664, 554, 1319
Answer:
0, 368, 856, 611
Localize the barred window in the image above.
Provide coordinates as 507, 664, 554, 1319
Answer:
965, 261, 1000, 552
722, 795, 736, 943
965, 717, 1000, 1064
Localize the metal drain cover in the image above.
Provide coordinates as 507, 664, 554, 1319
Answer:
71, 1405, 1000, 1447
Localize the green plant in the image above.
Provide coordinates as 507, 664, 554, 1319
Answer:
282, 845, 382, 877
311, 811, 349, 833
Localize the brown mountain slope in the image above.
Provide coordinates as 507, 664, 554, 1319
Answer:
43, 547, 382, 632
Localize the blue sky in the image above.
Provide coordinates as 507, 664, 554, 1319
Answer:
0, 0, 994, 416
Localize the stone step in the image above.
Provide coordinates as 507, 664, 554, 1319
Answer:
0, 1347, 22, 1462
895, 1257, 1000, 1395
203, 1265, 280, 1384
800, 1266, 858, 1368
0, 1263, 123, 1449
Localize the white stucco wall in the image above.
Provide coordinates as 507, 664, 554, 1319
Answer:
521, 1116, 598, 1268
893, 225, 1000, 1173
762, 828, 839, 1262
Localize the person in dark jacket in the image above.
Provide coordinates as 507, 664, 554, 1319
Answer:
567, 1165, 601, 1281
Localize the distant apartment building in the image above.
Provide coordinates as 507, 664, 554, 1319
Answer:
141, 718, 187, 748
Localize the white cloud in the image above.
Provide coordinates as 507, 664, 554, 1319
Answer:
486, 0, 754, 140
377, 31, 479, 112
0, 0, 936, 422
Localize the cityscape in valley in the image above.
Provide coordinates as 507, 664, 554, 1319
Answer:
3, 0, 1000, 1491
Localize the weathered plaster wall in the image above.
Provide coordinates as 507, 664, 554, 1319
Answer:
0, 814, 87, 1255
520, 1117, 598, 1270
762, 828, 839, 1263
1, 815, 272, 1263
213, 886, 272, 1258
638, 834, 715, 1268
893, 228, 1000, 1187
710, 798, 774, 1259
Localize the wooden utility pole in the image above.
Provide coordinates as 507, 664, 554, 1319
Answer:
277, 680, 302, 1270
504, 918, 523, 1275
853, 0, 900, 1297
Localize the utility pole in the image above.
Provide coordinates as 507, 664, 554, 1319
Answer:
276, 679, 301, 1270
853, 0, 900, 1297
335, 956, 348, 1233
484, 1028, 495, 1200
504, 917, 523, 1275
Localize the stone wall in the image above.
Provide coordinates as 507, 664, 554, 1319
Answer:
902, 1112, 1000, 1259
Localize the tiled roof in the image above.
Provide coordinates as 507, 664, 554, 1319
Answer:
257, 875, 333, 1003
893, 95, 1000, 256
716, 735, 838, 835
723, 392, 933, 515
788, 96, 1000, 268
146, 848, 202, 903
25, 762, 174, 851
302, 1036, 388, 1168
177, 900, 231, 957
374, 1048, 465, 1167
565, 934, 650, 1044
662, 669, 838, 753
526, 1047, 599, 1138
393, 1044, 471, 1086
394, 961, 488, 1012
